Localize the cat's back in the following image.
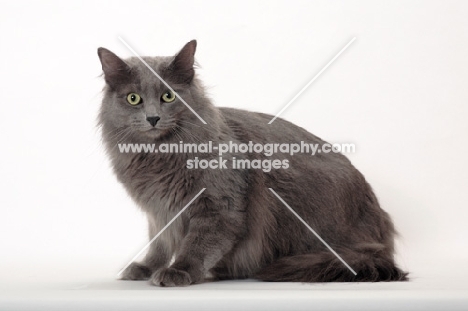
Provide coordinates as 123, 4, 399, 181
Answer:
218, 107, 356, 176
219, 107, 325, 144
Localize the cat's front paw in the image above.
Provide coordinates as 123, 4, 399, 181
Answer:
119, 262, 152, 280
151, 267, 192, 287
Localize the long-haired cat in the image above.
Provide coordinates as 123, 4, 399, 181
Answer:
97, 40, 408, 286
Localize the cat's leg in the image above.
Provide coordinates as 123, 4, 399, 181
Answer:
120, 241, 172, 280
119, 262, 152, 280
150, 196, 245, 287
120, 217, 173, 281
120, 242, 172, 281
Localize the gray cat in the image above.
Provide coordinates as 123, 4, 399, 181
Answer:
97, 40, 408, 286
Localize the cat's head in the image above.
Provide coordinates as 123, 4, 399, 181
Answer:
98, 40, 209, 144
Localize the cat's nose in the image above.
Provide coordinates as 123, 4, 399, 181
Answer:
146, 116, 160, 127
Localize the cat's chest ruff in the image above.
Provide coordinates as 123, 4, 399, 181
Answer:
117, 152, 195, 212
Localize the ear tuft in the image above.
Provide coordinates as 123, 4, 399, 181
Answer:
97, 47, 131, 89
169, 40, 197, 84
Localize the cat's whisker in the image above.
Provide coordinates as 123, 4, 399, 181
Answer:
110, 130, 127, 140
102, 127, 123, 139
170, 128, 184, 143
178, 120, 204, 128
174, 128, 192, 143
108, 128, 130, 143
107, 128, 129, 142
170, 126, 184, 141
119, 129, 134, 142
112, 128, 134, 148
176, 126, 204, 144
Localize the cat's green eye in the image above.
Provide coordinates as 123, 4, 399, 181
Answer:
161, 90, 176, 103
127, 93, 141, 106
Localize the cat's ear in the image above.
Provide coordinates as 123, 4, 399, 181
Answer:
168, 40, 197, 84
97, 48, 132, 89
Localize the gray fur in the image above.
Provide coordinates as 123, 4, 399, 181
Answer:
97, 40, 408, 286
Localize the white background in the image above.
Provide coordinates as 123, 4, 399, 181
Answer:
0, 0, 467, 298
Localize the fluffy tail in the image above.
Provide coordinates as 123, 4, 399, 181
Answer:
256, 249, 408, 282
